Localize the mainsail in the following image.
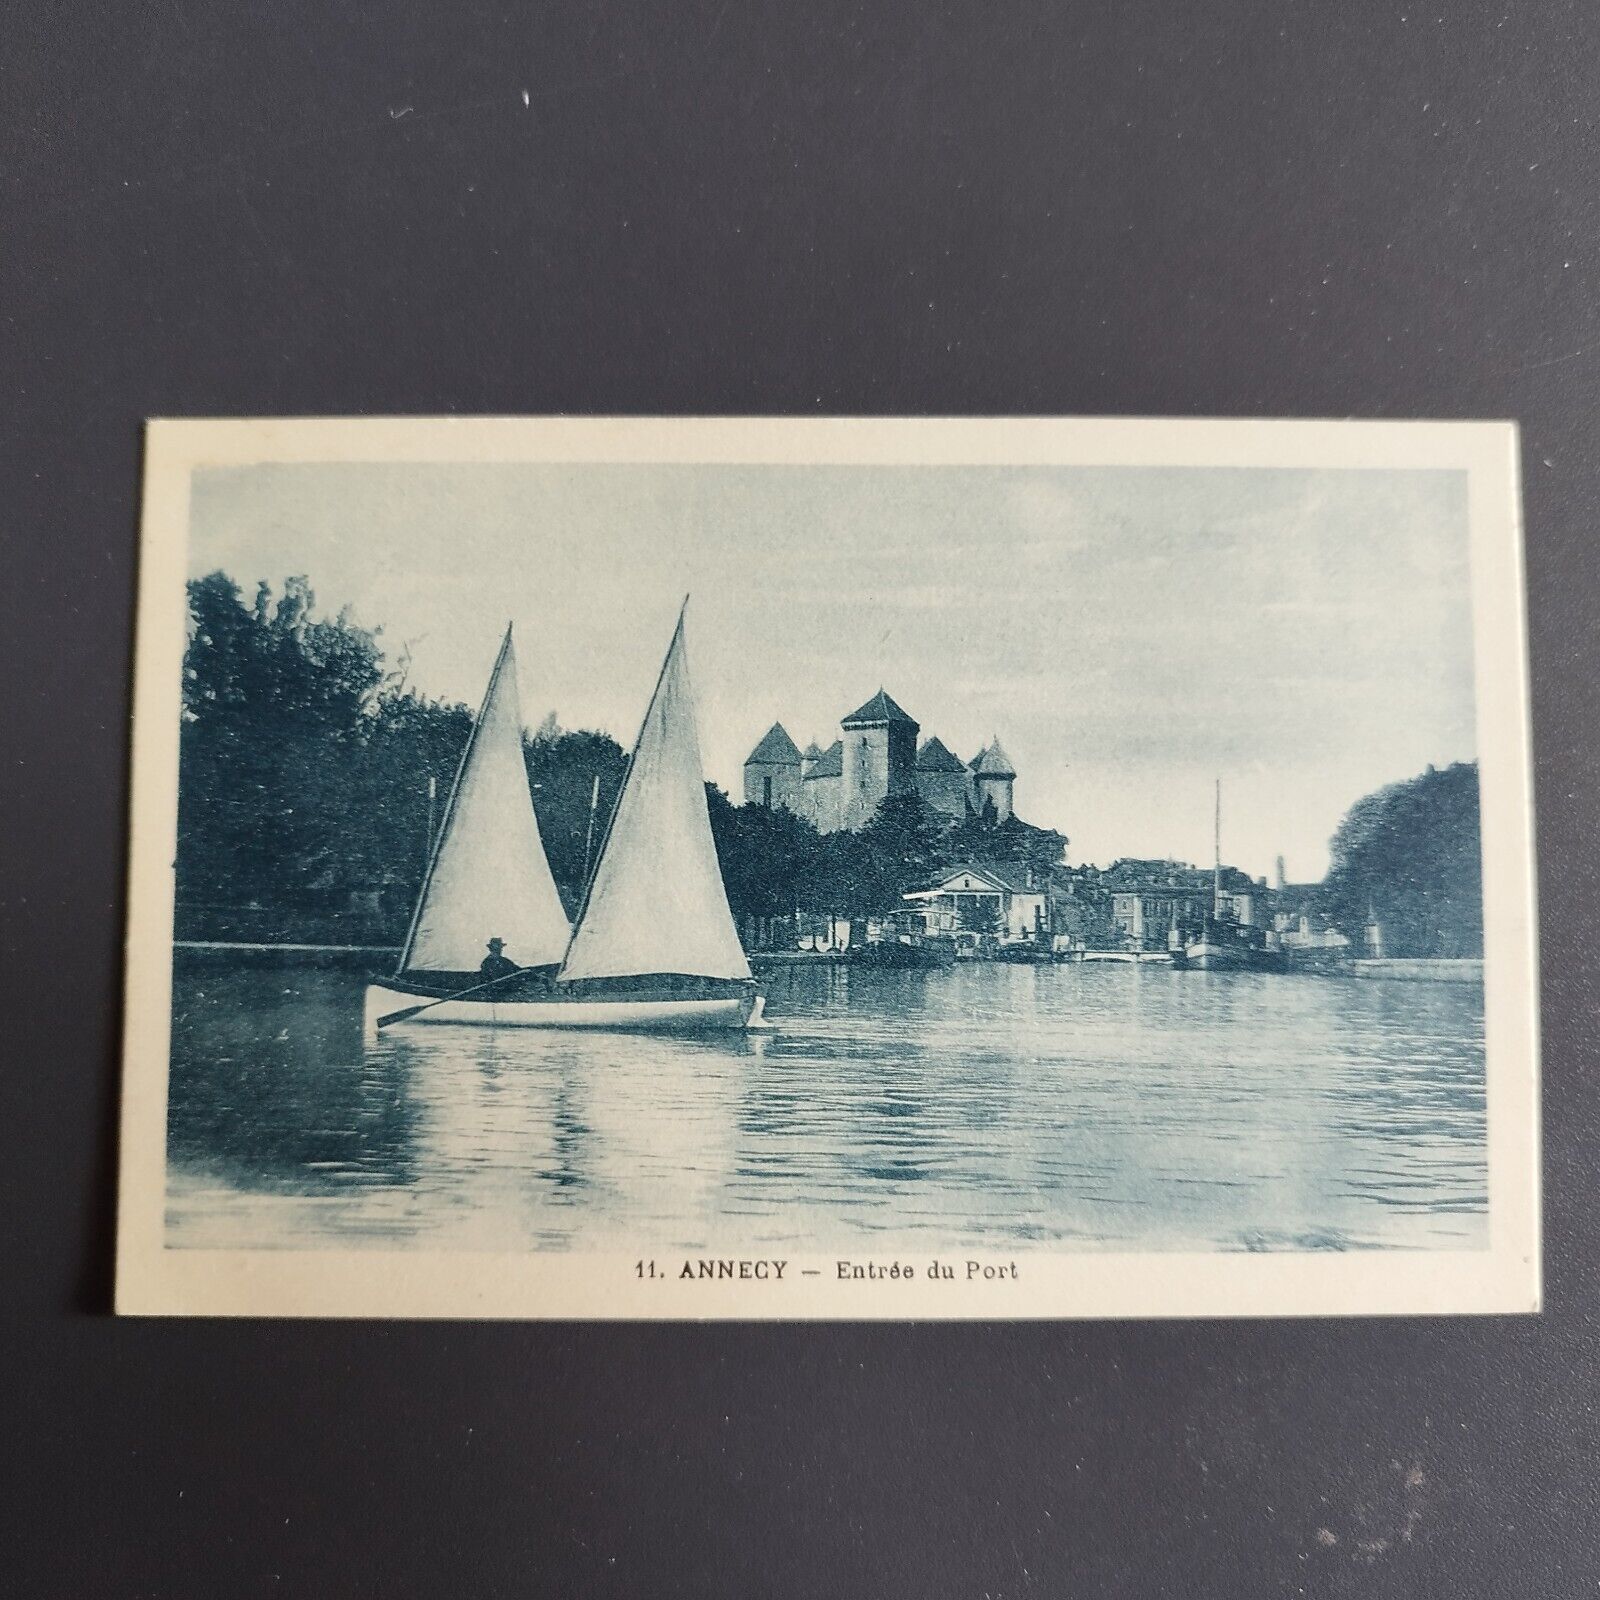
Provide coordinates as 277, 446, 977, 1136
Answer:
398, 627, 571, 973
559, 605, 751, 983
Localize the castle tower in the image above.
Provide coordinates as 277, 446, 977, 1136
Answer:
970, 737, 1016, 822
839, 689, 919, 831
802, 739, 844, 831
1274, 854, 1287, 892
743, 722, 802, 811
914, 735, 970, 820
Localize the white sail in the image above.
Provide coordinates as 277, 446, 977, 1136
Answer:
399, 628, 570, 972
559, 608, 751, 983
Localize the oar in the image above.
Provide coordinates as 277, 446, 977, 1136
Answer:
376, 967, 531, 1029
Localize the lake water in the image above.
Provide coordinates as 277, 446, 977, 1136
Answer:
165, 960, 1487, 1254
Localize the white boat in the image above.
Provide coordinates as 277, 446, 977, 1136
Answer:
366, 604, 763, 1033
1180, 933, 1246, 971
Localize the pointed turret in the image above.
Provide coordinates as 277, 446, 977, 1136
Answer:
971, 737, 1016, 778
970, 736, 1017, 821
746, 722, 801, 765
743, 721, 802, 809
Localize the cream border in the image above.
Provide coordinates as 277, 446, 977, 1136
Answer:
115, 416, 1540, 1320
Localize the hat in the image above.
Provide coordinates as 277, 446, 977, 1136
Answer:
486, 937, 505, 952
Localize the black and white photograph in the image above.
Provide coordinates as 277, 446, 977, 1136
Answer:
115, 416, 1538, 1319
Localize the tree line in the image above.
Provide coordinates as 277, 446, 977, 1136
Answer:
175, 574, 1068, 944
1316, 760, 1483, 958
176, 573, 1481, 956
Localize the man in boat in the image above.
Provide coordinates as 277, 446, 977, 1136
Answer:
479, 937, 520, 983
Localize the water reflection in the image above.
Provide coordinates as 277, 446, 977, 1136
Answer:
166, 960, 1488, 1253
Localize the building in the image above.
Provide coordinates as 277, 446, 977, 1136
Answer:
743, 723, 803, 812
743, 689, 1021, 834
1090, 858, 1267, 950
967, 738, 1016, 822
839, 689, 920, 831
1274, 912, 1352, 953
914, 735, 971, 820
901, 863, 1048, 942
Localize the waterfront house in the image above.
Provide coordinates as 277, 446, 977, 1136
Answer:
901, 863, 1048, 942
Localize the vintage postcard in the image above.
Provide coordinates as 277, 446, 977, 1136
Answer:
116, 417, 1539, 1319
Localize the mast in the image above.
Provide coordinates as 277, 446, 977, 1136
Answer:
1212, 775, 1222, 919
396, 624, 513, 975
581, 774, 602, 888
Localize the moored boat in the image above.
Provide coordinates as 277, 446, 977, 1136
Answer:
1177, 779, 1287, 973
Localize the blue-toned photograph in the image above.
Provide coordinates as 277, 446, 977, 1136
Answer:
161, 452, 1492, 1258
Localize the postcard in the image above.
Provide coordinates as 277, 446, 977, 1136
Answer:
115, 416, 1539, 1318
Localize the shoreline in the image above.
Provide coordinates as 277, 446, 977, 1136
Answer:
172, 941, 1486, 984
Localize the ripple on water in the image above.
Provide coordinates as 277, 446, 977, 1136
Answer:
164, 961, 1488, 1254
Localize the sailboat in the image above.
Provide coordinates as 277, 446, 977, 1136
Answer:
364, 603, 764, 1032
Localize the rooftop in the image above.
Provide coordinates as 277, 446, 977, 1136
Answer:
745, 722, 801, 765
915, 735, 967, 774
970, 738, 1016, 777
841, 688, 919, 729
804, 739, 843, 779
917, 861, 1034, 896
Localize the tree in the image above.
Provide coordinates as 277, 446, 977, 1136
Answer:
178, 573, 388, 929
527, 727, 629, 908
945, 807, 1067, 875
704, 785, 826, 920
1318, 762, 1482, 957
957, 896, 1004, 936
174, 570, 628, 938
857, 793, 949, 899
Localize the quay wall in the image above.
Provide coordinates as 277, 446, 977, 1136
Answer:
1349, 958, 1484, 984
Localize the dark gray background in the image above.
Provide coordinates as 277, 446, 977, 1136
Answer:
4, 2, 1596, 1595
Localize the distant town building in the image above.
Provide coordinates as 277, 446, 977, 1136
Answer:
1274, 913, 1352, 953
744, 690, 1020, 833
1067, 858, 1266, 950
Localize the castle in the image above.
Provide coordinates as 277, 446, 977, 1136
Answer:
743, 689, 1016, 834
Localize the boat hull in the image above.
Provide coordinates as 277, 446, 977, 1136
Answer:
1183, 940, 1288, 972
365, 982, 761, 1034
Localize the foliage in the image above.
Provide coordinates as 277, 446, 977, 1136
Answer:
1317, 762, 1482, 957
179, 573, 395, 925
527, 728, 628, 909
944, 807, 1068, 874
957, 896, 1005, 936
704, 785, 826, 918
177, 574, 623, 939
177, 569, 1079, 945
703, 788, 1063, 929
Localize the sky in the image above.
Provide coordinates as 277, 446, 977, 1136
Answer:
188, 460, 1477, 881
